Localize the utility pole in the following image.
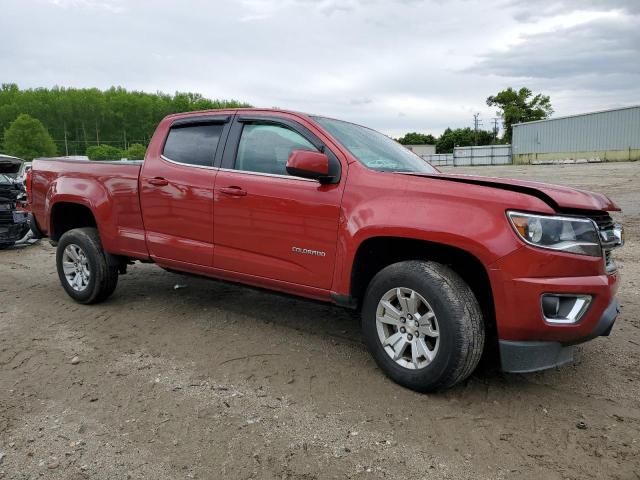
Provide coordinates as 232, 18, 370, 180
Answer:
491, 118, 500, 144
473, 113, 482, 146
95, 119, 100, 145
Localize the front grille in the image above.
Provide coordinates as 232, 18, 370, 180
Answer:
577, 211, 618, 273
604, 250, 614, 272
0, 210, 13, 224
587, 212, 614, 231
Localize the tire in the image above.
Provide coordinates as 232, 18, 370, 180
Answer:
56, 227, 119, 304
361, 260, 484, 392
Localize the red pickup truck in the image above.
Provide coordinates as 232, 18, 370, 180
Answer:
27, 109, 624, 391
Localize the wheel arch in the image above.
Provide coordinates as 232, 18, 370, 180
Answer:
49, 201, 98, 242
348, 236, 496, 337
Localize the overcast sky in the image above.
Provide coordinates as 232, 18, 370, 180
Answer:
1, 0, 638, 137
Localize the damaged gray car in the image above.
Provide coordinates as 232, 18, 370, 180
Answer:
0, 155, 30, 249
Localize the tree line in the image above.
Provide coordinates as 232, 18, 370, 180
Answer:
0, 83, 552, 160
0, 84, 251, 159
397, 128, 498, 153
397, 87, 553, 153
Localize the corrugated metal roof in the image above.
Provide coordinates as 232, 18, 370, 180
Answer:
512, 105, 640, 154
512, 104, 640, 126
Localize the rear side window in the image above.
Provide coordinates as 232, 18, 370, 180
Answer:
162, 123, 224, 167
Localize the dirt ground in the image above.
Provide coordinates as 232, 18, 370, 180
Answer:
1, 162, 639, 480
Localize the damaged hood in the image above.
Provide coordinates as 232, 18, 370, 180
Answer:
411, 172, 620, 212
0, 180, 24, 203
0, 156, 25, 203
0, 155, 23, 174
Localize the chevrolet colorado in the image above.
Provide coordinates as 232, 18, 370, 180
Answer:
27, 109, 624, 391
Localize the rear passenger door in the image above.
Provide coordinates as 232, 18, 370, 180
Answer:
213, 115, 343, 289
140, 115, 231, 266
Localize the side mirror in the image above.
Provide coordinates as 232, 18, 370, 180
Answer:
286, 150, 331, 182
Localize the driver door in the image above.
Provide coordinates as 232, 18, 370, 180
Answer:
213, 116, 343, 289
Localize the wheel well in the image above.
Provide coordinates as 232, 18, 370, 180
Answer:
50, 203, 97, 241
350, 237, 496, 334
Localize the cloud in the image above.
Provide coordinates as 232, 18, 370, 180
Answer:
508, 0, 640, 20
474, 18, 640, 78
471, 5, 640, 116
44, 0, 126, 13
1, 0, 638, 137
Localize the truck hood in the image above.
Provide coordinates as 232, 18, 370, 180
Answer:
404, 173, 620, 212
0, 157, 24, 202
0, 156, 22, 174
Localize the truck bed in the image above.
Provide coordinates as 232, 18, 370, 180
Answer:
30, 158, 148, 259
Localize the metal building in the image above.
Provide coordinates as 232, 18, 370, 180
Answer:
405, 144, 436, 156
512, 105, 640, 164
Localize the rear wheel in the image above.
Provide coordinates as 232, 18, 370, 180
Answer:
56, 227, 118, 304
362, 260, 484, 392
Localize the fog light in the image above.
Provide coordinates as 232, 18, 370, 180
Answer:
541, 294, 592, 324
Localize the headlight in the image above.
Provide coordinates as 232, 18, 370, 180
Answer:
507, 211, 601, 257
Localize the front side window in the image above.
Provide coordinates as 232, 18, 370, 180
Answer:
313, 116, 437, 173
163, 123, 224, 167
235, 123, 317, 175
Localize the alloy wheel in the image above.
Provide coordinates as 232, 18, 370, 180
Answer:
375, 287, 440, 369
62, 243, 91, 292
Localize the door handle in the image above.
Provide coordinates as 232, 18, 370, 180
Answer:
148, 177, 169, 186
219, 186, 247, 197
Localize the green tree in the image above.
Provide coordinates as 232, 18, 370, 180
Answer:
0, 84, 251, 156
86, 144, 124, 160
435, 127, 494, 153
125, 143, 146, 160
486, 87, 553, 142
397, 132, 437, 145
3, 113, 56, 160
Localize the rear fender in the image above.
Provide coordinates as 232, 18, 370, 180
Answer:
46, 176, 114, 248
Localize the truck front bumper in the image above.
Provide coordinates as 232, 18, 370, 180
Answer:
0, 210, 30, 246
499, 298, 620, 373
489, 245, 621, 373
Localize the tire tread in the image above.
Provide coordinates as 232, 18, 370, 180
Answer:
56, 227, 118, 304
362, 260, 485, 392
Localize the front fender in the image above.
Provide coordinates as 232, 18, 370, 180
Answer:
332, 168, 554, 295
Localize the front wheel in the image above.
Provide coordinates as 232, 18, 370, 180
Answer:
56, 227, 119, 304
362, 260, 484, 392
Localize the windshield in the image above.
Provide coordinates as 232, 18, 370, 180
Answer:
313, 116, 437, 173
